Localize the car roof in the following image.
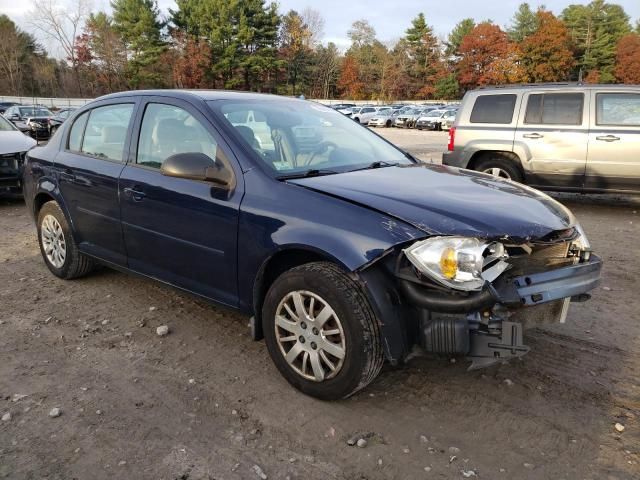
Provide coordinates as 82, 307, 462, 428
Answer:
95, 89, 305, 103
475, 82, 640, 92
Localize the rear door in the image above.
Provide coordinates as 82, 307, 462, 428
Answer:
118, 96, 243, 306
515, 91, 588, 190
54, 100, 137, 265
586, 90, 640, 191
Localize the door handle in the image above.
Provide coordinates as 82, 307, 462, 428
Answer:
596, 135, 620, 142
123, 186, 146, 201
523, 133, 544, 139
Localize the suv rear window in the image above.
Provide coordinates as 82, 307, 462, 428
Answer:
596, 93, 640, 126
470, 94, 517, 124
524, 93, 583, 125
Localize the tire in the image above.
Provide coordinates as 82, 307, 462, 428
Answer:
262, 262, 384, 400
385, 120, 391, 127
474, 154, 524, 183
37, 201, 95, 279
353, 117, 360, 123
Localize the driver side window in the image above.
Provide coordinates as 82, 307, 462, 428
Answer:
137, 103, 218, 169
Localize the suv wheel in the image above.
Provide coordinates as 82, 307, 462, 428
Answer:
37, 201, 95, 279
475, 154, 524, 183
262, 262, 384, 400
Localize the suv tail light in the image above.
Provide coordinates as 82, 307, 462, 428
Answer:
447, 127, 456, 152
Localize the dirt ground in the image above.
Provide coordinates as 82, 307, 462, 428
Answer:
1, 131, 639, 479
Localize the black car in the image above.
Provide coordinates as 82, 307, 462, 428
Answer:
0, 102, 20, 115
48, 108, 76, 135
22, 90, 602, 400
3, 105, 54, 140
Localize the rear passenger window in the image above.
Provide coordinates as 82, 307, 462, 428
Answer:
81, 104, 134, 162
470, 94, 517, 124
67, 112, 88, 152
524, 93, 583, 125
596, 93, 640, 126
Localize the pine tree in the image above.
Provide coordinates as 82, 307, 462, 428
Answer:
508, 3, 540, 42
445, 18, 475, 59
562, 0, 631, 82
404, 13, 443, 99
111, 0, 165, 88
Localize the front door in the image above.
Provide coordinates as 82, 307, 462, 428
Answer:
586, 91, 640, 191
54, 101, 136, 265
118, 98, 242, 306
515, 91, 588, 190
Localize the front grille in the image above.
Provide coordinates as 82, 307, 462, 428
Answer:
0, 153, 23, 178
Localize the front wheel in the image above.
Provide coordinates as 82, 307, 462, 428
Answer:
262, 262, 384, 400
37, 201, 95, 279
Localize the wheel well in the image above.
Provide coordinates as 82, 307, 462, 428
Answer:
33, 193, 55, 216
253, 249, 339, 321
467, 150, 523, 173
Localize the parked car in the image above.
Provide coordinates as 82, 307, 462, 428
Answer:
48, 107, 76, 136
394, 107, 429, 128
0, 114, 36, 196
0, 102, 21, 115
367, 109, 398, 127
416, 109, 457, 131
442, 110, 458, 131
351, 106, 389, 125
443, 83, 640, 192
3, 105, 54, 140
23, 90, 601, 400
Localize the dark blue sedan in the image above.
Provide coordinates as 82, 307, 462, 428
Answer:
22, 90, 602, 399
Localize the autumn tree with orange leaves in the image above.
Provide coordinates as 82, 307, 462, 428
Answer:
172, 31, 212, 88
615, 33, 640, 83
337, 55, 365, 99
457, 23, 524, 89
519, 10, 574, 82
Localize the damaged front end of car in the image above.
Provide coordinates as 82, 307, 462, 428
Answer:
358, 225, 601, 370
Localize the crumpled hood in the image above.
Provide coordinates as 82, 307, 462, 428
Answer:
290, 164, 575, 242
0, 131, 36, 155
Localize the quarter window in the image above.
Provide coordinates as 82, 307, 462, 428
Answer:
596, 93, 640, 126
524, 93, 583, 125
137, 103, 218, 169
470, 94, 517, 124
80, 104, 134, 161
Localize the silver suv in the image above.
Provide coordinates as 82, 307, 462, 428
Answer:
443, 84, 640, 193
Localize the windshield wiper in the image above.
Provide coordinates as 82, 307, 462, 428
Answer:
348, 160, 399, 172
277, 168, 340, 180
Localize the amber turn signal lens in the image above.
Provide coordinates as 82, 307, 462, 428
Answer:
439, 247, 457, 279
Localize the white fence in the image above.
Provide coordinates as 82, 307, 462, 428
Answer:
0, 94, 458, 109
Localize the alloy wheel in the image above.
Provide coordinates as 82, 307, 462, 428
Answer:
482, 167, 512, 180
41, 214, 66, 268
274, 290, 346, 382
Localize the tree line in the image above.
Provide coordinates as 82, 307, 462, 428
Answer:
1, 0, 640, 100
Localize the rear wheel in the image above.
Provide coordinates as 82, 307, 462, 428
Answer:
262, 262, 384, 400
474, 154, 524, 183
37, 201, 95, 279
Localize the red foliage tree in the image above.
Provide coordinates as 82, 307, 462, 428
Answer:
172, 31, 212, 89
519, 11, 574, 82
337, 55, 365, 99
615, 33, 640, 84
457, 23, 521, 89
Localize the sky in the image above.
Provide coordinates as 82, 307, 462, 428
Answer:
2, 0, 640, 54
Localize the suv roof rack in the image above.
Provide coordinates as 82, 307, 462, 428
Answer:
475, 82, 640, 90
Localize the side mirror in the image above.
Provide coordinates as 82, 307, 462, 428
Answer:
161, 152, 233, 188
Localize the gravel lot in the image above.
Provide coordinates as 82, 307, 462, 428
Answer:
1, 130, 639, 480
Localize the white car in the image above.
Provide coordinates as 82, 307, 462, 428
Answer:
351, 107, 391, 125
415, 109, 457, 131
0, 115, 36, 196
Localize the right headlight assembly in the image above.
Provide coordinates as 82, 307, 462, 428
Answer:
403, 236, 509, 292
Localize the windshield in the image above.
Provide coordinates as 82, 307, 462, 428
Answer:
19, 107, 52, 117
210, 99, 412, 176
0, 115, 16, 131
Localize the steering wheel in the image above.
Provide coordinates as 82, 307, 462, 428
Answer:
304, 141, 338, 166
